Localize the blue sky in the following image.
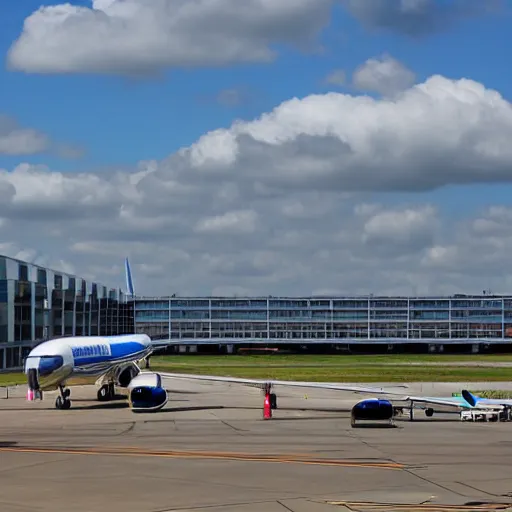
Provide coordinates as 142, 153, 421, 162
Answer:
1, 0, 512, 295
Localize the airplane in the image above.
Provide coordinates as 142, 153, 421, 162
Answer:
24, 333, 166, 412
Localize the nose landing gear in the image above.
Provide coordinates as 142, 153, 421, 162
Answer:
55, 385, 71, 410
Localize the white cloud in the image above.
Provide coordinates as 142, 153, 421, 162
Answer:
194, 210, 258, 235
179, 75, 512, 193
352, 54, 416, 97
7, 0, 332, 76
3, 74, 512, 296
361, 205, 437, 254
8, 0, 502, 78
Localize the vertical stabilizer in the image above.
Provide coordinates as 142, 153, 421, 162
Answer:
461, 389, 478, 407
125, 257, 135, 297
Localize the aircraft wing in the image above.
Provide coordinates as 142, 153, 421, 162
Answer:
159, 372, 408, 395
159, 372, 487, 410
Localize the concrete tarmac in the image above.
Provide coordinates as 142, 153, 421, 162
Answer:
1, 379, 512, 512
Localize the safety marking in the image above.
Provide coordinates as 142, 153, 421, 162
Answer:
0, 446, 404, 469
324, 500, 512, 511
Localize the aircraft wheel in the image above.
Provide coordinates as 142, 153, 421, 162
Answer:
425, 408, 434, 417
55, 396, 71, 410
97, 385, 109, 401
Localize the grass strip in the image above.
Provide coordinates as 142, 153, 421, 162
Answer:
3, 353, 512, 387
151, 354, 512, 366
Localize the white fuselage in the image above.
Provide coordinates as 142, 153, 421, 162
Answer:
24, 334, 152, 391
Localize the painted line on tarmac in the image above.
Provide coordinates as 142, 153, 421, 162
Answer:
324, 500, 512, 511
0, 445, 404, 469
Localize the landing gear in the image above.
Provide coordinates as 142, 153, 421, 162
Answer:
425, 408, 434, 417
97, 383, 116, 401
55, 386, 71, 410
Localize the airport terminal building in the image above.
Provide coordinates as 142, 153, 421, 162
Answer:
3, 252, 512, 369
0, 254, 134, 370
135, 295, 512, 354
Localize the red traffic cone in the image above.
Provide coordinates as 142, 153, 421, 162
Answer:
263, 392, 272, 419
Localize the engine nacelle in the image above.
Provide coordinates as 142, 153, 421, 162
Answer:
127, 372, 168, 412
351, 398, 394, 427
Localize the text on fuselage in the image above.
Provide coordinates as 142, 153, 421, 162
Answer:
72, 344, 111, 359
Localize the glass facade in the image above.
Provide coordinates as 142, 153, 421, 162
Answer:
134, 295, 512, 346
0, 255, 134, 370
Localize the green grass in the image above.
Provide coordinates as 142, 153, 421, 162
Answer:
0, 373, 26, 387
151, 364, 512, 382
151, 354, 512, 366
148, 354, 512, 383
3, 353, 512, 388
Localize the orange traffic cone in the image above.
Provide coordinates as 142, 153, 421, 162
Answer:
263, 392, 272, 419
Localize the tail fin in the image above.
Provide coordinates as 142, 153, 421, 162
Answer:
125, 257, 135, 297
461, 389, 478, 407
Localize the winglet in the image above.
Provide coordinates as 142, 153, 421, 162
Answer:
125, 257, 135, 297
461, 389, 478, 407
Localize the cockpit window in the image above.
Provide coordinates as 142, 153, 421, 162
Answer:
37, 356, 64, 376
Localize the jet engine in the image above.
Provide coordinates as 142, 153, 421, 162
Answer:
127, 372, 168, 412
351, 398, 394, 427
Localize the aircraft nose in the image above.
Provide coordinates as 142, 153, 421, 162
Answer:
25, 355, 64, 391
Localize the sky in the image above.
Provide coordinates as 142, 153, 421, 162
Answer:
1, 0, 512, 297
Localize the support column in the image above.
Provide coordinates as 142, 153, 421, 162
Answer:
30, 281, 36, 342
7, 280, 14, 343
367, 298, 371, 339
266, 298, 270, 340
167, 299, 171, 339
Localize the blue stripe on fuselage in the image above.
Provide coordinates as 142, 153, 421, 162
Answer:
72, 341, 148, 367
111, 342, 147, 359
